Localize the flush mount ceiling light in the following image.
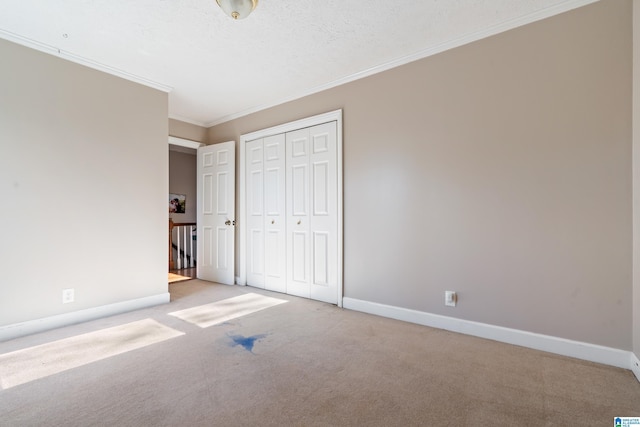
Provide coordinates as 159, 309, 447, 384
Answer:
216, 0, 258, 20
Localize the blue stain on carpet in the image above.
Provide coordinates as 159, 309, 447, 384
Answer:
228, 334, 267, 353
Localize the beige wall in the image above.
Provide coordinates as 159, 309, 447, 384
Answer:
169, 118, 208, 143
0, 38, 168, 326
169, 151, 197, 224
209, 0, 632, 349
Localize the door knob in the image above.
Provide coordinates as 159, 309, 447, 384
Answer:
297, 220, 301, 225
271, 220, 275, 224
225, 220, 231, 226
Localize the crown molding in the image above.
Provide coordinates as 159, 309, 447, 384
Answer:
0, 29, 173, 93
168, 114, 209, 128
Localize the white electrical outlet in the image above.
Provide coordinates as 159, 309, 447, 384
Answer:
62, 288, 74, 304
445, 291, 456, 307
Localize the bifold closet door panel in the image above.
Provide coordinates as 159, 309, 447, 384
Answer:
246, 138, 265, 288
286, 127, 312, 298
286, 121, 338, 303
263, 133, 286, 293
308, 121, 338, 304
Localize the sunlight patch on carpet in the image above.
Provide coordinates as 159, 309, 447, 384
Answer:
0, 319, 184, 390
168, 272, 192, 284
168, 293, 287, 328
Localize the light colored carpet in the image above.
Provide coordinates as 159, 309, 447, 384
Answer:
0, 280, 638, 426
0, 319, 183, 390
168, 292, 287, 328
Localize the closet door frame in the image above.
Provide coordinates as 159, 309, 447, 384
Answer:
238, 109, 343, 307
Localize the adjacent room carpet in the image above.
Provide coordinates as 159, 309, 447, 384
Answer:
168, 272, 192, 284
0, 280, 638, 426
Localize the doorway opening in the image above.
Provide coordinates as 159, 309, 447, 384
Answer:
168, 136, 203, 285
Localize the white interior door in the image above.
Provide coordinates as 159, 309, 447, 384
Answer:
197, 141, 235, 285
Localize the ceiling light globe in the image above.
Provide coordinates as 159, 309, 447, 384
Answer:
216, 0, 258, 20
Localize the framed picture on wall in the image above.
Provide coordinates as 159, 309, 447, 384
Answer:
169, 193, 186, 213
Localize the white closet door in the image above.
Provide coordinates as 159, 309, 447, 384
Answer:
246, 139, 265, 288
263, 134, 286, 293
286, 122, 338, 303
286, 128, 311, 298
308, 121, 338, 303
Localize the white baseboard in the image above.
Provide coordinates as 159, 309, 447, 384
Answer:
631, 353, 640, 383
0, 293, 170, 342
343, 297, 633, 371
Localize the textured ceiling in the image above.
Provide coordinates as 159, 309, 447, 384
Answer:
0, 0, 596, 127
